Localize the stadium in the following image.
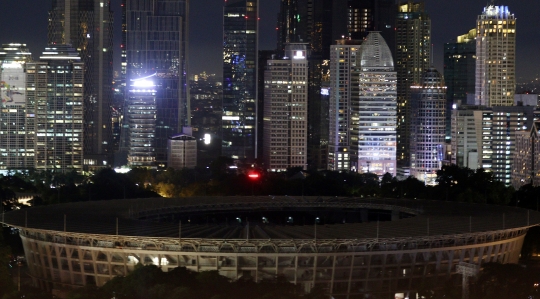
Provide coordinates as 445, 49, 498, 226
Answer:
2, 196, 539, 298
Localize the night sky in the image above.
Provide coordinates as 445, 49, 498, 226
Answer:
0, 0, 538, 82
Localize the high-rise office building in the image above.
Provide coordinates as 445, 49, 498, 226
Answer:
0, 44, 33, 173
276, 0, 333, 170
410, 68, 446, 184
328, 39, 361, 172
475, 5, 516, 107
125, 75, 157, 167
355, 32, 397, 176
222, 0, 258, 161
48, 0, 114, 169
395, 1, 431, 169
28, 46, 84, 173
122, 0, 189, 168
276, 0, 396, 171
263, 44, 308, 171
257, 50, 277, 161
444, 29, 476, 140
451, 103, 535, 186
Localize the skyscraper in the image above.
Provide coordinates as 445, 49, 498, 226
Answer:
355, 32, 397, 176
328, 39, 361, 172
263, 44, 308, 171
123, 0, 189, 168
125, 75, 157, 167
444, 29, 476, 140
410, 68, 446, 184
276, 0, 396, 171
48, 0, 114, 168
395, 1, 431, 169
475, 5, 516, 107
28, 46, 84, 173
346, 0, 396, 56
276, 0, 332, 170
0, 44, 33, 172
222, 0, 258, 161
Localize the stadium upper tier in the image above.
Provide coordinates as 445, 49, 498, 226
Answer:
2, 196, 538, 241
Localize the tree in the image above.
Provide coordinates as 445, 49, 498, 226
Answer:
471, 263, 536, 299
0, 227, 15, 298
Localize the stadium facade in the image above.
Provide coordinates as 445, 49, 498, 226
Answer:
3, 197, 538, 298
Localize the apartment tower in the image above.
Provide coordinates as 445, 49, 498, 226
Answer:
263, 44, 309, 171
475, 5, 516, 107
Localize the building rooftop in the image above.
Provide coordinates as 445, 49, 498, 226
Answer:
359, 32, 393, 68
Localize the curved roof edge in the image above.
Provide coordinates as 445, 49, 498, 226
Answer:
360, 32, 394, 68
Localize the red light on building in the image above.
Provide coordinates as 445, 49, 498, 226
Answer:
248, 172, 259, 179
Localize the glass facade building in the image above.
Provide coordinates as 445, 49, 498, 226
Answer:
443, 29, 476, 141
122, 0, 189, 168
222, 0, 259, 161
48, 0, 114, 168
395, 2, 431, 169
0, 44, 33, 172
28, 46, 84, 173
355, 32, 397, 176
126, 75, 157, 167
410, 68, 446, 184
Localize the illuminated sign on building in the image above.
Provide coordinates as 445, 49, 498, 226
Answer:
1, 65, 25, 106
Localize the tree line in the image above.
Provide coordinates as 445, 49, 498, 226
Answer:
0, 162, 526, 210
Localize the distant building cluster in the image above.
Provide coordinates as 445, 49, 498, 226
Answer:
0, 0, 538, 188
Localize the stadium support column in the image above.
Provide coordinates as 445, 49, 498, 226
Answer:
456, 262, 478, 299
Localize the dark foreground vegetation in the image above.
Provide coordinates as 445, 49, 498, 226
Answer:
0, 162, 531, 208
1, 257, 540, 299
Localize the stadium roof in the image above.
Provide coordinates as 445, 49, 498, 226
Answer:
2, 197, 539, 241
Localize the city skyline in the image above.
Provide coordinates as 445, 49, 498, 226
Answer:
0, 0, 538, 83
